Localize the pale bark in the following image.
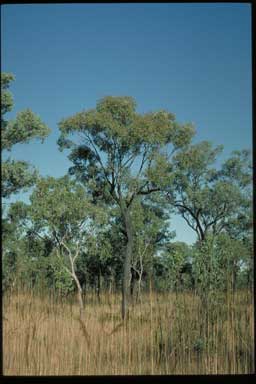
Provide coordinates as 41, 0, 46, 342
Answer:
57, 242, 84, 317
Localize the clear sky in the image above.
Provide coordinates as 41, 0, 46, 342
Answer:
1, 3, 252, 244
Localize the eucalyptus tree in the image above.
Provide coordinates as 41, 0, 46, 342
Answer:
166, 141, 252, 242
27, 176, 105, 316
58, 96, 194, 318
1, 73, 50, 198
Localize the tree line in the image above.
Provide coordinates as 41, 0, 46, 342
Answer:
2, 73, 253, 319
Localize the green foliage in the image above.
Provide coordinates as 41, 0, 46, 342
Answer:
2, 159, 38, 198
58, 96, 195, 207
3, 237, 50, 291
193, 338, 205, 353
1, 73, 15, 118
2, 87, 252, 298
50, 253, 75, 295
29, 176, 95, 231
2, 203, 27, 290
2, 109, 50, 151
58, 96, 196, 317
3, 202, 55, 291
220, 149, 252, 188
79, 229, 120, 288
152, 242, 191, 291
166, 141, 252, 242
130, 196, 174, 278
1, 72, 50, 198
146, 153, 174, 188
27, 176, 107, 294
2, 241, 18, 291
192, 234, 251, 294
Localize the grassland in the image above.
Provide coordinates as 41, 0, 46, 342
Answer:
3, 289, 254, 375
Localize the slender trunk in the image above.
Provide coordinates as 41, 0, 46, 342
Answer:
121, 208, 133, 320
58, 244, 84, 318
77, 287, 84, 318
72, 272, 84, 318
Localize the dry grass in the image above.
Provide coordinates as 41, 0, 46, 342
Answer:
3, 289, 254, 375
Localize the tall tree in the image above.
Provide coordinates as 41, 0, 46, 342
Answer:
1, 73, 50, 198
58, 96, 194, 318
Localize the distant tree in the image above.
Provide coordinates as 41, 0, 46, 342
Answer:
217, 149, 253, 243
1, 73, 50, 198
130, 195, 174, 299
3, 200, 52, 291
156, 241, 192, 292
166, 142, 252, 242
58, 96, 194, 318
191, 233, 252, 295
2, 207, 22, 291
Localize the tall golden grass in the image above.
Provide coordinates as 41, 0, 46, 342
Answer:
3, 288, 254, 375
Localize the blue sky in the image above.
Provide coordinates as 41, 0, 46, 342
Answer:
2, 3, 252, 244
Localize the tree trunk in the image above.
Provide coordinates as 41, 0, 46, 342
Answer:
72, 273, 84, 318
199, 229, 205, 243
77, 287, 84, 318
121, 208, 133, 320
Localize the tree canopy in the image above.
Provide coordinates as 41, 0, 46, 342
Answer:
165, 141, 252, 242
58, 96, 195, 207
